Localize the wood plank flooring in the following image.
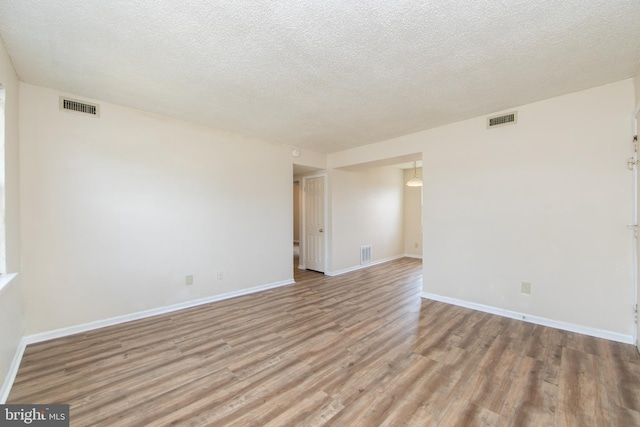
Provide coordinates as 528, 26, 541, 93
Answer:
8, 257, 640, 426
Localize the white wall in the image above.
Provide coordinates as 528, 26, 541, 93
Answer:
329, 79, 636, 339
403, 167, 422, 257
293, 149, 327, 171
329, 166, 404, 273
421, 80, 634, 336
0, 36, 23, 398
20, 83, 293, 335
634, 68, 640, 106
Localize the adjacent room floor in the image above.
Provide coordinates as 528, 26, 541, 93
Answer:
8, 257, 640, 426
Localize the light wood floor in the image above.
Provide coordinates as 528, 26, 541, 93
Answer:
8, 257, 640, 426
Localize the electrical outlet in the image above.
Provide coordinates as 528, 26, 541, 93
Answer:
186, 275, 193, 286
414, 243, 419, 248
217, 271, 224, 280
521, 281, 531, 294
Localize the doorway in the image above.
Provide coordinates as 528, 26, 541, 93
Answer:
293, 164, 326, 276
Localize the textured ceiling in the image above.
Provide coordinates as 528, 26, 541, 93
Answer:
0, 1, 639, 153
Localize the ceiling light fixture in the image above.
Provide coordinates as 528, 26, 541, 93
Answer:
406, 161, 422, 187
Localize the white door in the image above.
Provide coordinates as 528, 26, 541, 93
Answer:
304, 176, 325, 273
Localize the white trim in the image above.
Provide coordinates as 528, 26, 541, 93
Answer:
403, 254, 423, 260
0, 337, 26, 403
421, 292, 633, 344
0, 274, 20, 403
325, 255, 404, 277
0, 273, 18, 297
633, 110, 639, 348
23, 278, 295, 345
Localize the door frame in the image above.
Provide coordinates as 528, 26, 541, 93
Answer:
301, 173, 328, 273
634, 104, 640, 351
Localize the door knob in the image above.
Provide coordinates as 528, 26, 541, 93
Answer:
319, 229, 324, 232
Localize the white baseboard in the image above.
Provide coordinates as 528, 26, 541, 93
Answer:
24, 278, 295, 346
325, 255, 405, 277
403, 254, 423, 260
0, 278, 295, 402
421, 292, 633, 344
0, 337, 27, 403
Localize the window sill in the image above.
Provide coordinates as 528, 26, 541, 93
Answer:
0, 273, 18, 297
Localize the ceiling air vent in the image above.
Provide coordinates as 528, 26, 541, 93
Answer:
59, 97, 99, 117
487, 111, 517, 129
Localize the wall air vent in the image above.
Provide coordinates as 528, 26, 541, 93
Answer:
487, 111, 517, 129
361, 245, 372, 265
59, 97, 99, 117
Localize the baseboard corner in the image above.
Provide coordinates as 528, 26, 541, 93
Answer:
0, 337, 27, 403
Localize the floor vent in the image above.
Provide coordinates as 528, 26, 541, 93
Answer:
487, 111, 517, 129
361, 245, 372, 265
59, 97, 99, 117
